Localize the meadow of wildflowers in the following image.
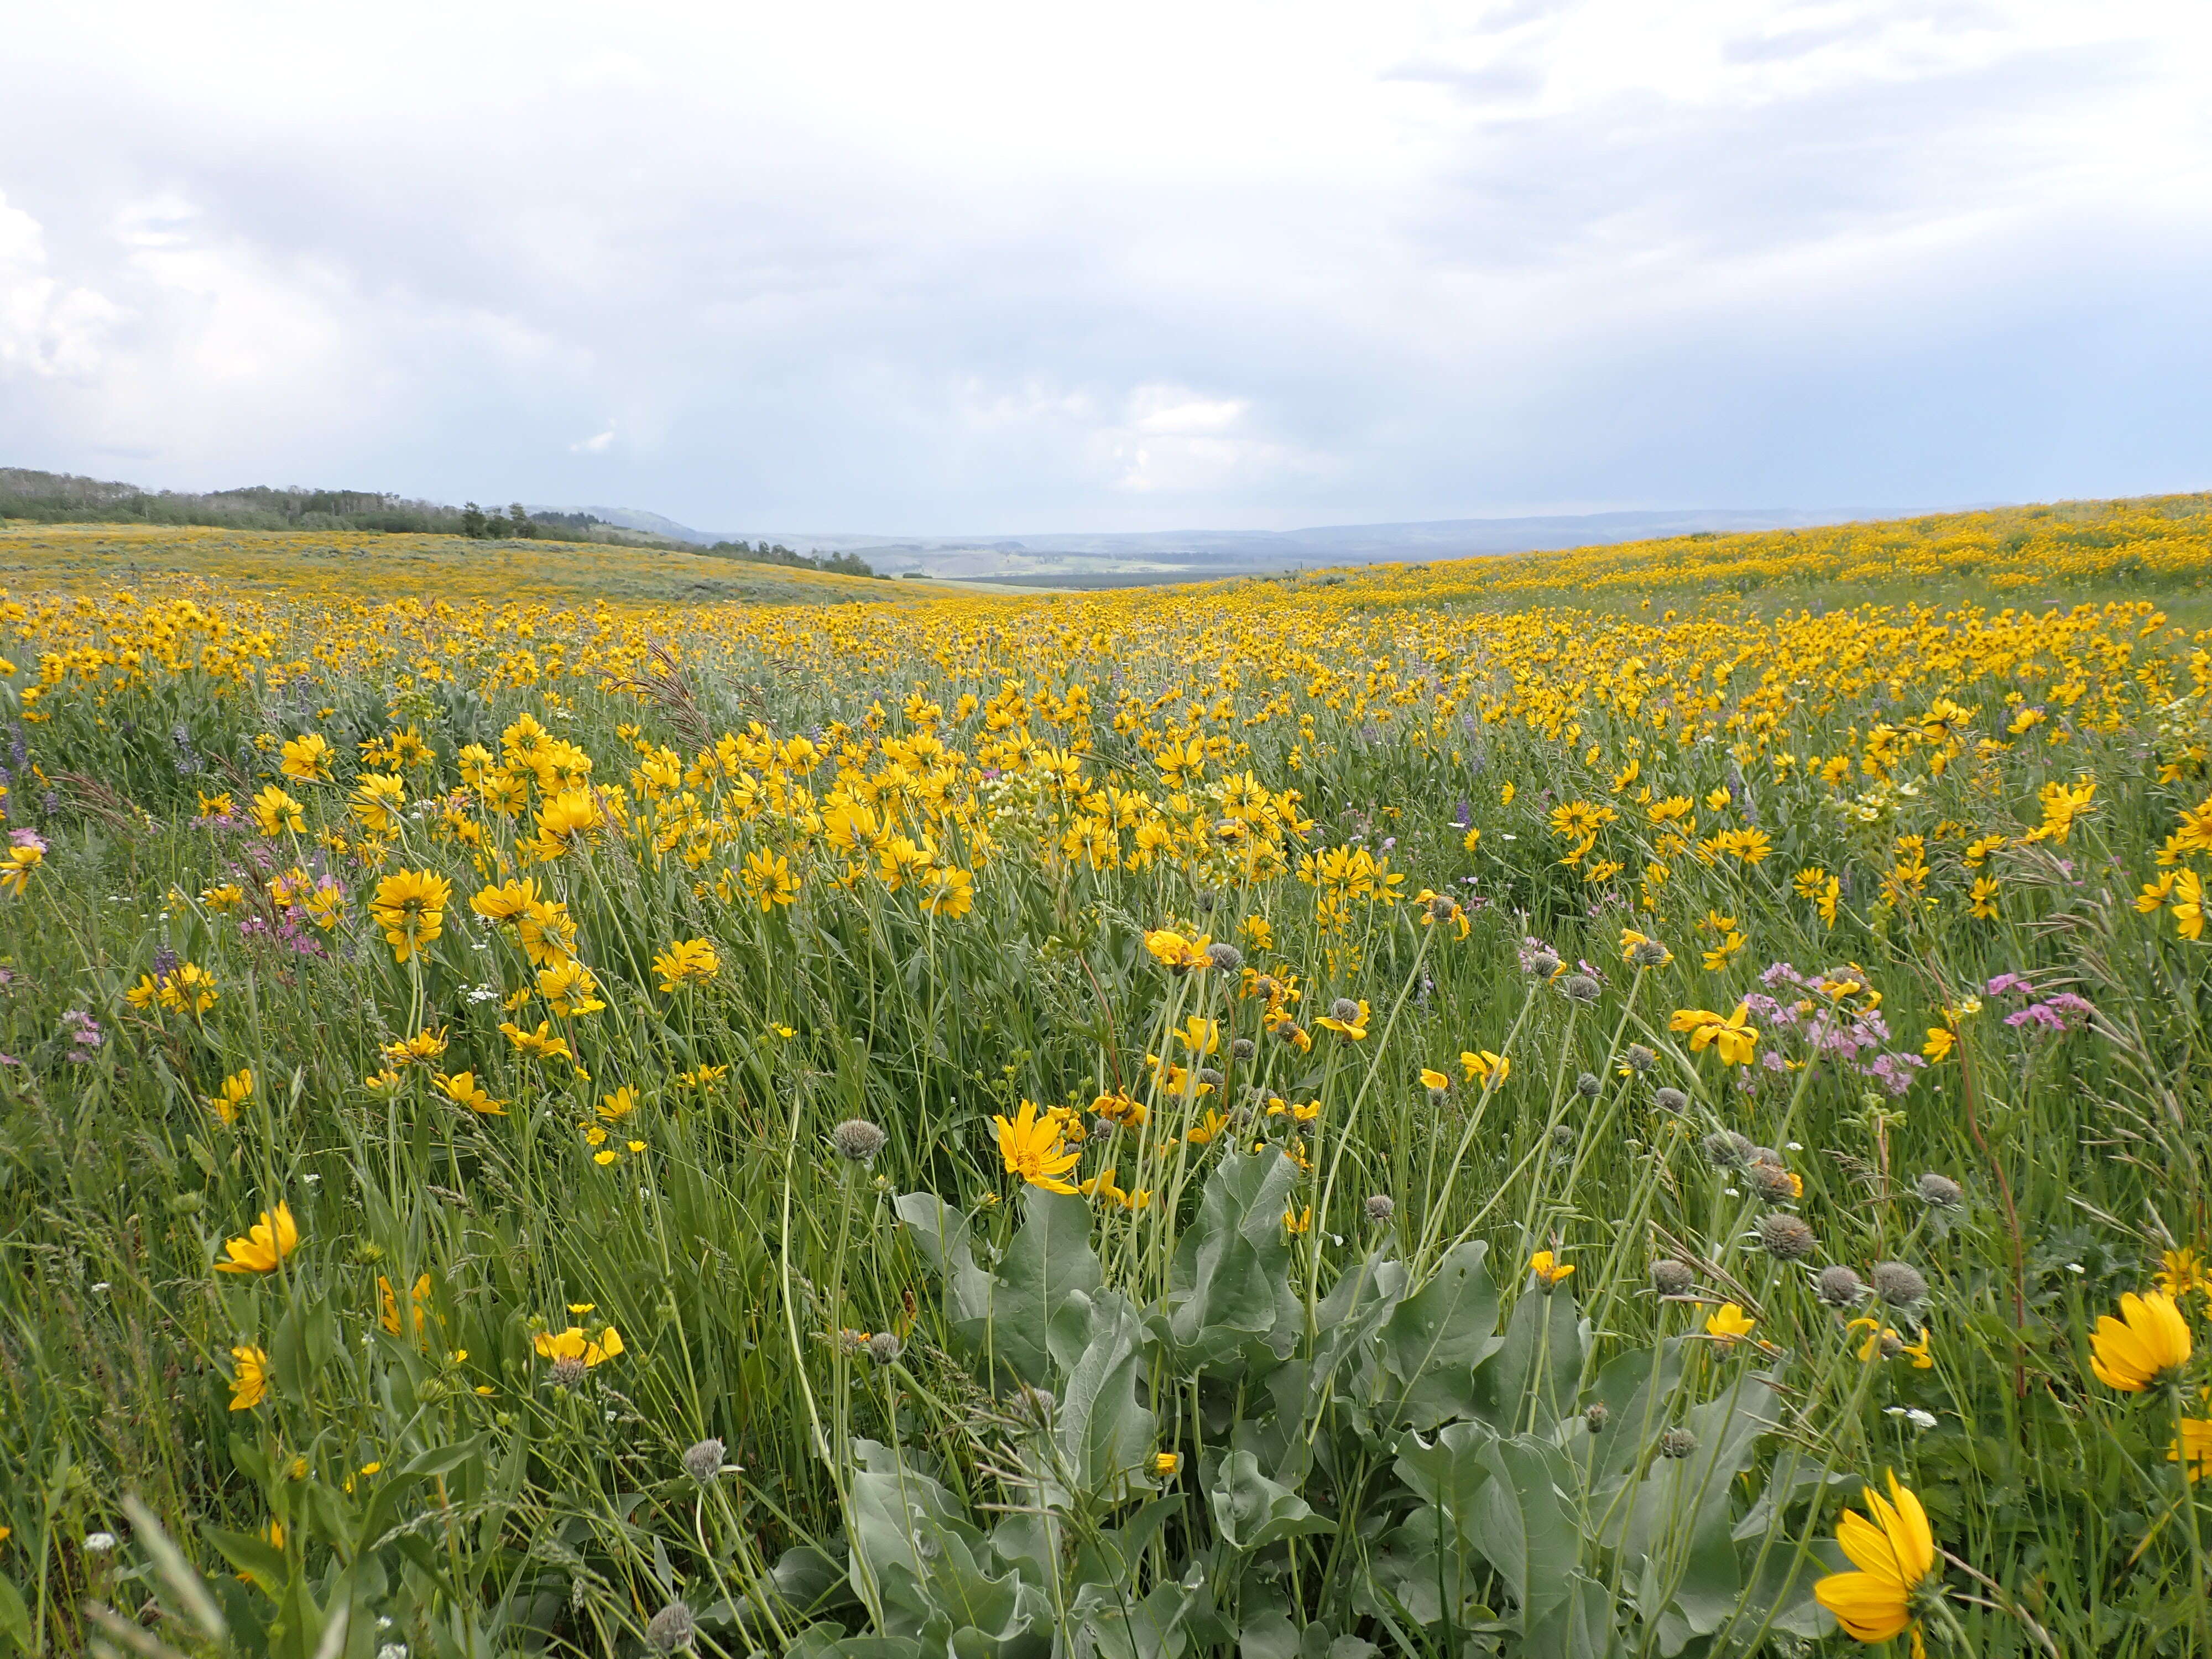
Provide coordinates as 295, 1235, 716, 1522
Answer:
1, 494, 2210, 1657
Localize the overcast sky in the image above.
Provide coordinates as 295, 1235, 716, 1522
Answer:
1, 1, 2207, 534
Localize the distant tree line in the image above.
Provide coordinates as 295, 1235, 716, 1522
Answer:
2, 467, 888, 576
705, 538, 880, 578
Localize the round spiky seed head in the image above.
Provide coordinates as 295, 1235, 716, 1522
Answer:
1330, 997, 1361, 1024
1630, 938, 1671, 968
1364, 1193, 1396, 1222
1574, 1071, 1602, 1099
1877, 1329, 1907, 1358
1870, 1260, 1929, 1307
1817, 1265, 1866, 1307
1274, 1021, 1307, 1046
1703, 1131, 1753, 1169
1196, 890, 1217, 912
1757, 1213, 1817, 1261
1914, 1172, 1963, 1209
1584, 1402, 1610, 1433
1197, 1066, 1225, 1090
1658, 1427, 1699, 1459
645, 1599, 697, 1653
1625, 1043, 1657, 1073
1204, 942, 1244, 973
1551, 1123, 1578, 1150
547, 1357, 587, 1390
681, 1438, 726, 1484
1426, 892, 1459, 922
867, 1332, 903, 1365
1651, 1258, 1697, 1296
832, 1119, 887, 1164
1562, 973, 1601, 1004
1529, 949, 1562, 978
1653, 1086, 1689, 1114
1229, 1037, 1255, 1062
1746, 1160, 1799, 1203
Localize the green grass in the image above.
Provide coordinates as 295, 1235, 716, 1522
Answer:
0, 537, 2209, 1658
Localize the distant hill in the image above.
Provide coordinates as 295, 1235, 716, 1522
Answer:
12, 463, 1923, 585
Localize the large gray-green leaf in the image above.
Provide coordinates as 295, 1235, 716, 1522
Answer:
1522, 1569, 1618, 1659
848, 1438, 1039, 1647
1071, 1579, 1202, 1659
1208, 1449, 1336, 1552
1468, 1436, 1580, 1635
1168, 1148, 1302, 1365
1391, 1418, 1498, 1550
894, 1191, 995, 1338
1378, 1241, 1500, 1429
1056, 1291, 1160, 1494
1472, 1279, 1584, 1434
991, 1189, 1104, 1386
1577, 1339, 1685, 1501
1620, 1372, 1783, 1650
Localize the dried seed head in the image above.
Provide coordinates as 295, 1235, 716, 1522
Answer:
1574, 1071, 1602, 1099
832, 1119, 887, 1164
1197, 1066, 1225, 1089
1746, 1160, 1800, 1203
1195, 890, 1218, 912
1562, 973, 1601, 1004
1702, 1131, 1754, 1169
1756, 1213, 1818, 1261
1624, 1044, 1657, 1073
1630, 938, 1671, 968
1229, 1037, 1255, 1062
1013, 1385, 1056, 1428
1870, 1261, 1929, 1307
1584, 1402, 1610, 1433
681, 1438, 726, 1484
1272, 1021, 1307, 1046
547, 1357, 587, 1390
1914, 1172, 1963, 1209
1204, 942, 1244, 973
1551, 1122, 1578, 1149
867, 1331, 903, 1365
1426, 893, 1460, 923
1658, 1427, 1699, 1459
836, 1328, 870, 1357
1651, 1258, 1697, 1296
1529, 949, 1562, 978
1653, 1086, 1689, 1114
1817, 1265, 1866, 1307
1330, 997, 1362, 1024
1364, 1193, 1396, 1222
645, 1600, 697, 1653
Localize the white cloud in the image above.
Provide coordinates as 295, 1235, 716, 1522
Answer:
0, 2, 2204, 524
0, 191, 123, 380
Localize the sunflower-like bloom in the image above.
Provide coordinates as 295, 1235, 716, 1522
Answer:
535, 1324, 624, 1367
1705, 1302, 1757, 1341
2088, 1290, 2193, 1391
652, 938, 720, 990
369, 869, 453, 963
1670, 1004, 1760, 1066
1460, 1048, 1510, 1084
1813, 1471, 1939, 1654
1143, 927, 1212, 973
251, 785, 306, 837
993, 1098, 1080, 1193
1317, 998, 1370, 1040
228, 1345, 271, 1411
1529, 1250, 1574, 1286
436, 1071, 508, 1116
215, 1204, 301, 1275
279, 733, 333, 782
